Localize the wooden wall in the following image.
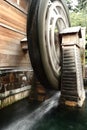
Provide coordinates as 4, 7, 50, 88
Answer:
0, 0, 31, 69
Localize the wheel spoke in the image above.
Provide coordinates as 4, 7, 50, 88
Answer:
45, 1, 68, 77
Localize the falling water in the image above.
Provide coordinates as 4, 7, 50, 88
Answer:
4, 92, 61, 130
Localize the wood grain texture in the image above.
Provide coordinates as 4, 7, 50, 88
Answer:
0, 0, 27, 33
0, 0, 31, 69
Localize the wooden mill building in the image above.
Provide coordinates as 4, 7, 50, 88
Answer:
0, 0, 33, 109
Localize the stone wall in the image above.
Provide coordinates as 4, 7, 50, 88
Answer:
0, 70, 33, 109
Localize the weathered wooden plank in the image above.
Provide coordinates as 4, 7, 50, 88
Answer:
0, 25, 25, 54
0, 53, 30, 65
5, 0, 28, 13
0, 0, 27, 33
0, 0, 31, 69
0, 49, 31, 66
0, 25, 30, 68
18, 0, 28, 11
0, 24, 25, 40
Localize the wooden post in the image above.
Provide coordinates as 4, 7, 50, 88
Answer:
21, 37, 28, 51
80, 27, 86, 78
60, 27, 85, 107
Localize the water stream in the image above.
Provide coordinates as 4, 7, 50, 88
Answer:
3, 92, 61, 130
32, 93, 87, 130
0, 92, 87, 130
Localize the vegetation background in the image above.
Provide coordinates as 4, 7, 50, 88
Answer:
66, 0, 87, 37
66, 0, 87, 63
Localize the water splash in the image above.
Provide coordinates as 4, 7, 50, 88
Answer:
4, 92, 60, 130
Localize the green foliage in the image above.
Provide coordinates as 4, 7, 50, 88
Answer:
67, 0, 87, 64
77, 0, 87, 10
70, 10, 87, 47
66, 0, 73, 10
66, 0, 87, 29
70, 10, 87, 28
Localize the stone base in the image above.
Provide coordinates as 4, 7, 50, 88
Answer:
0, 90, 30, 109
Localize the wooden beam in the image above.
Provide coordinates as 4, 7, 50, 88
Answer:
0, 0, 27, 33
5, 0, 28, 14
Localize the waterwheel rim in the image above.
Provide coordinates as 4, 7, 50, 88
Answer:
27, 0, 70, 89
38, 0, 70, 88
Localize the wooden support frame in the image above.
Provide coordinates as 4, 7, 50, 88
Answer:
60, 27, 85, 107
